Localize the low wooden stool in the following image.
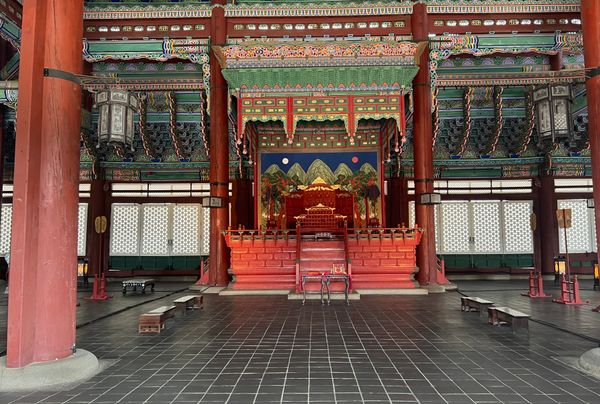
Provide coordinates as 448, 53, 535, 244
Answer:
173, 295, 204, 314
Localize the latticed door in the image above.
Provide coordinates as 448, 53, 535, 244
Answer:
0, 204, 12, 255
110, 203, 207, 257
472, 202, 502, 254
1, 203, 89, 257
141, 204, 170, 256
172, 204, 201, 256
441, 202, 470, 253
77, 203, 88, 257
110, 204, 141, 256
503, 201, 533, 254
557, 199, 596, 253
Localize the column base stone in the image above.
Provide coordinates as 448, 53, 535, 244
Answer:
0, 349, 99, 392
579, 348, 600, 378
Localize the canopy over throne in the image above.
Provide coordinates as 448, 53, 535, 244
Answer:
284, 178, 354, 229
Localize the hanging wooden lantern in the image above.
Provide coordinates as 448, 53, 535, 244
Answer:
96, 90, 138, 151
533, 84, 572, 147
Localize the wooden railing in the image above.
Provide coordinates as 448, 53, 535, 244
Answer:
347, 226, 423, 241
224, 228, 296, 243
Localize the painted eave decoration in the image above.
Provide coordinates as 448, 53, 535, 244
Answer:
224, 1, 414, 18
214, 40, 425, 92
426, 0, 580, 14
83, 2, 212, 20
82, 38, 211, 92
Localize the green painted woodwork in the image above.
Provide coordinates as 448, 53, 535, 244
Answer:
140, 171, 203, 181
0, 13, 20, 48
477, 35, 557, 48
442, 254, 534, 269
221, 66, 419, 91
440, 109, 525, 119
0, 53, 19, 80
86, 40, 166, 54
439, 167, 503, 178
109, 255, 203, 271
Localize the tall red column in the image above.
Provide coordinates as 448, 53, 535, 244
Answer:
535, 176, 559, 274
0, 107, 4, 219
208, 0, 230, 286
411, 4, 437, 286
87, 172, 109, 277
582, 1, 600, 261
232, 178, 253, 230
386, 176, 409, 227
6, 0, 83, 368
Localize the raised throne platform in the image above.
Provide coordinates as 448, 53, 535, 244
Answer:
224, 226, 423, 291
284, 178, 354, 229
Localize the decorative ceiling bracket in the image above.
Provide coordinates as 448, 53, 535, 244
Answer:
0, 14, 20, 50
430, 33, 583, 89
83, 38, 211, 111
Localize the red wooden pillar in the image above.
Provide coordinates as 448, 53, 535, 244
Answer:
6, 0, 83, 368
208, 0, 230, 286
535, 176, 559, 274
0, 107, 4, 216
582, 0, 600, 261
232, 178, 253, 230
87, 172, 109, 277
386, 176, 409, 227
411, 4, 437, 285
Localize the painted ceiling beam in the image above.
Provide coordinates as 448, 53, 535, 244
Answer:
436, 69, 585, 87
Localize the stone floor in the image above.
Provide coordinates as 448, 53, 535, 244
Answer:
0, 279, 599, 403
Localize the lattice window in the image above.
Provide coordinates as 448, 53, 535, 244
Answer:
441, 203, 470, 253
472, 202, 502, 253
172, 204, 200, 255
592, 214, 597, 252
110, 204, 140, 255
201, 207, 210, 255
77, 203, 88, 257
558, 199, 593, 253
434, 205, 440, 252
141, 204, 169, 256
0, 204, 12, 255
408, 201, 415, 228
503, 201, 533, 253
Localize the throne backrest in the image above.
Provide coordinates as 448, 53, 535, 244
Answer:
304, 188, 336, 209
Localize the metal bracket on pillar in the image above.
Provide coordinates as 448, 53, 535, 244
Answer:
43, 68, 81, 86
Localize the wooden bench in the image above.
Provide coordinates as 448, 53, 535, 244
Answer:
487, 306, 530, 332
123, 278, 155, 295
173, 295, 203, 314
138, 305, 176, 334
461, 296, 494, 315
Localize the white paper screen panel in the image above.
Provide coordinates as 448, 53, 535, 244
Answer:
141, 205, 169, 256
77, 203, 88, 257
202, 207, 210, 255
408, 201, 415, 228
441, 203, 470, 253
0, 204, 12, 255
172, 204, 200, 255
110, 204, 140, 255
434, 205, 440, 252
472, 202, 502, 253
558, 199, 593, 253
503, 201, 533, 253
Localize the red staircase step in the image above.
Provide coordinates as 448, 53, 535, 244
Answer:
300, 250, 345, 260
